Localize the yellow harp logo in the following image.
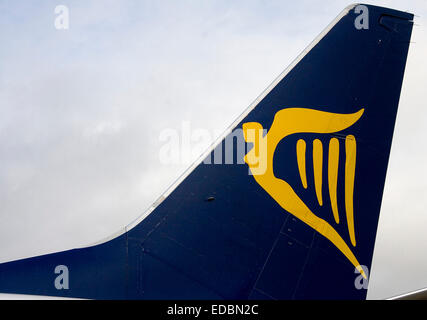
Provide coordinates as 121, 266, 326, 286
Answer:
242, 108, 366, 278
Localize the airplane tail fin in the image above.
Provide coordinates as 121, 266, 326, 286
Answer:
0, 4, 413, 299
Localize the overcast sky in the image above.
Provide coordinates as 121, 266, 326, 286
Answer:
0, 0, 426, 300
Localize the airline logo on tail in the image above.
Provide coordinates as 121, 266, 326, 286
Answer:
242, 107, 366, 278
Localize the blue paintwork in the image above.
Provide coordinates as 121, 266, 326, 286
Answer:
0, 4, 413, 299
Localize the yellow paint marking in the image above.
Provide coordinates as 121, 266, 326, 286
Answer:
243, 107, 366, 278
328, 138, 340, 224
345, 135, 357, 247
296, 139, 307, 189
313, 139, 323, 206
